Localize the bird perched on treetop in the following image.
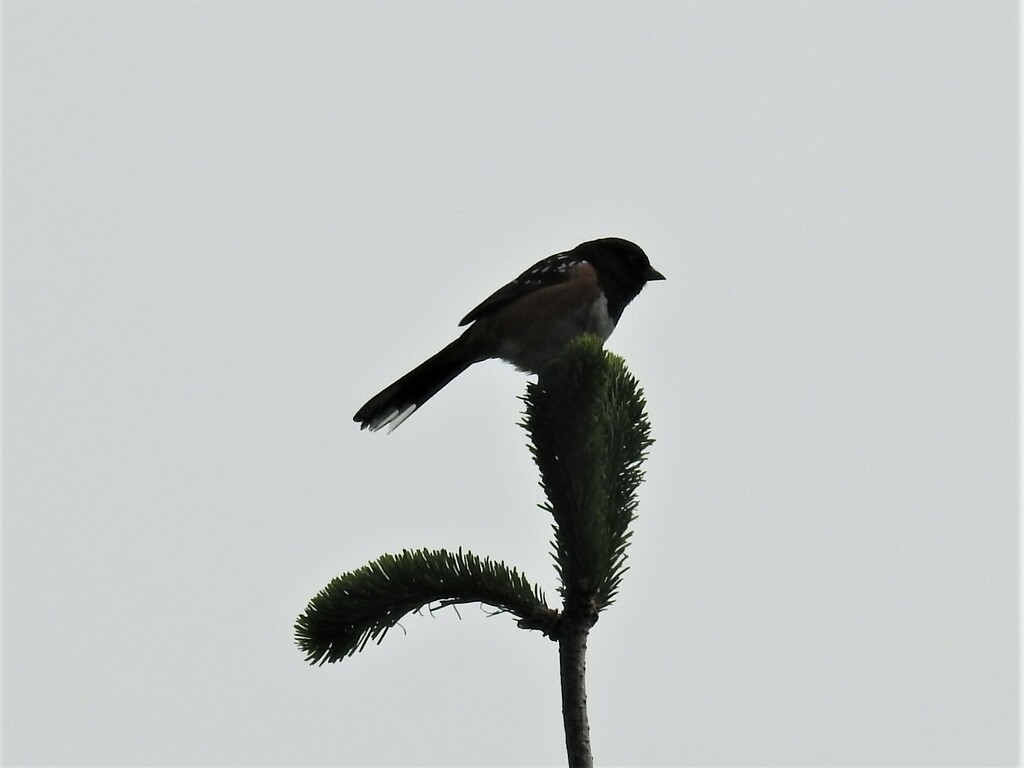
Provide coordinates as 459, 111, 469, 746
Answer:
354, 237, 665, 432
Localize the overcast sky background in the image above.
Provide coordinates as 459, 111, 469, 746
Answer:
3, 2, 1018, 765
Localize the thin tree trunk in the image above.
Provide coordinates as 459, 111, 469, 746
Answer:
558, 614, 593, 768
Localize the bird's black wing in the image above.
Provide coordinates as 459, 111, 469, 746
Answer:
458, 250, 585, 326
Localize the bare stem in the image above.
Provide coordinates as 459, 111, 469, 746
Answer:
558, 598, 596, 768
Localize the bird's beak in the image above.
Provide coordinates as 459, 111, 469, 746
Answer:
645, 266, 666, 281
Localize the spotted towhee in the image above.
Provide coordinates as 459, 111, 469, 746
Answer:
354, 237, 665, 432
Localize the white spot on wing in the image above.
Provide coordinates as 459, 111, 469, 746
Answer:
519, 251, 581, 286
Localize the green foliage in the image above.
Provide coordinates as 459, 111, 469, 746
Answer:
521, 335, 653, 611
295, 335, 652, 666
295, 548, 548, 664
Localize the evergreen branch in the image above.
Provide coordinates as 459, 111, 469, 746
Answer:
295, 548, 549, 664
521, 335, 652, 613
521, 337, 606, 596
597, 354, 653, 609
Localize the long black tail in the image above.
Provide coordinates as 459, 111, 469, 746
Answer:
354, 337, 475, 432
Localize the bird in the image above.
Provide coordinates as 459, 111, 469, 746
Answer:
354, 237, 665, 432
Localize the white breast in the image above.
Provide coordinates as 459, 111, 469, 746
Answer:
587, 294, 616, 340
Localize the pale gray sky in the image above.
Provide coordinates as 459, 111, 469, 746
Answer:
3, 1, 1018, 765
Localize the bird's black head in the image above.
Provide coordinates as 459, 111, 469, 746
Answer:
576, 237, 665, 321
